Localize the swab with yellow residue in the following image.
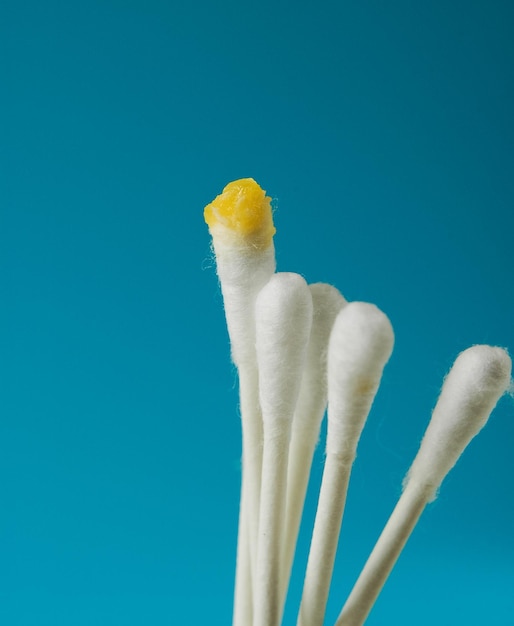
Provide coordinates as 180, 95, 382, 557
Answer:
204, 178, 276, 626
335, 345, 512, 626
253, 272, 313, 626
279, 283, 347, 617
298, 302, 394, 626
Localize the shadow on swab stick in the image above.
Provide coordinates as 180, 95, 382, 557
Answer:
335, 345, 512, 626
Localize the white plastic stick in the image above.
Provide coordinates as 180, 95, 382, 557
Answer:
279, 283, 347, 615
204, 179, 276, 626
335, 345, 512, 626
254, 272, 313, 626
298, 302, 394, 626
232, 484, 253, 624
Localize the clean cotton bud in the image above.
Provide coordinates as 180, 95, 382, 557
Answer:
297, 302, 394, 626
404, 344, 512, 500
254, 272, 313, 626
335, 344, 512, 626
326, 302, 395, 457
255, 273, 314, 424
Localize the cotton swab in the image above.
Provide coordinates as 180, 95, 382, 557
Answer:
204, 177, 276, 366
279, 283, 347, 615
298, 302, 394, 626
204, 178, 276, 625
335, 345, 512, 626
253, 272, 313, 626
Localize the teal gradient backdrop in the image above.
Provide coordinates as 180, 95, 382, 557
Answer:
1, 1, 513, 624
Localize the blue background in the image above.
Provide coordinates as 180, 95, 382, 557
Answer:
1, 1, 513, 624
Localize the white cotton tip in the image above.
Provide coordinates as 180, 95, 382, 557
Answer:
326, 302, 394, 457
294, 283, 348, 434
255, 273, 313, 424
404, 345, 512, 500
216, 244, 276, 367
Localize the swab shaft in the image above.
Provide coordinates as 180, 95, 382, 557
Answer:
280, 428, 320, 613
335, 480, 427, 626
298, 453, 353, 626
234, 365, 263, 625
239, 366, 263, 572
254, 428, 291, 626
233, 498, 253, 626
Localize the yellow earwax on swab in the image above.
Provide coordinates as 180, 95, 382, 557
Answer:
204, 178, 275, 249
204, 179, 277, 626
204, 177, 276, 367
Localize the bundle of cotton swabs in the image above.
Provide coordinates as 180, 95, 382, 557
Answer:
203, 178, 512, 626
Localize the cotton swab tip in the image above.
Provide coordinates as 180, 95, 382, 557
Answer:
256, 272, 313, 421
204, 178, 276, 249
326, 302, 394, 455
405, 345, 512, 498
